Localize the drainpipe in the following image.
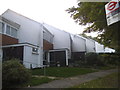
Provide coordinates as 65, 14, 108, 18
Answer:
94, 41, 96, 53
47, 51, 50, 67
38, 23, 43, 67
85, 38, 87, 53
65, 49, 68, 66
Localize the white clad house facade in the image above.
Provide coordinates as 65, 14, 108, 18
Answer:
43, 23, 71, 66
104, 47, 115, 53
85, 38, 96, 53
70, 34, 86, 62
1, 9, 43, 68
0, 9, 115, 68
95, 42, 105, 53
70, 34, 86, 52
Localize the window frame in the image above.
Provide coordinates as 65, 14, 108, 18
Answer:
11, 26, 17, 38
0, 22, 2, 33
2, 22, 5, 33
6, 25, 11, 35
2, 23, 18, 39
0, 22, 5, 34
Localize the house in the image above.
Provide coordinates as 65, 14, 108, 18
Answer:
70, 34, 86, 63
95, 42, 105, 53
0, 9, 115, 68
1, 9, 43, 68
104, 47, 115, 53
43, 23, 71, 66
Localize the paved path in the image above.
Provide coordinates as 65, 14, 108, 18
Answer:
30, 69, 118, 88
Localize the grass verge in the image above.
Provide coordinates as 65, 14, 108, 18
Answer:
72, 72, 118, 88
31, 67, 98, 77
22, 76, 55, 87
97, 65, 117, 70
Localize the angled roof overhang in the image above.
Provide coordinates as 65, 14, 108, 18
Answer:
0, 16, 20, 29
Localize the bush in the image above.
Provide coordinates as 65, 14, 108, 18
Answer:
72, 60, 87, 67
2, 59, 31, 88
70, 52, 119, 68
85, 53, 104, 67
100, 53, 119, 65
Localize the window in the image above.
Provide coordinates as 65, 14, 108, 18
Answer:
0, 23, 18, 38
11, 27, 17, 38
6, 25, 10, 35
2, 23, 4, 33
5, 24, 18, 38
0, 22, 4, 33
0, 22, 2, 33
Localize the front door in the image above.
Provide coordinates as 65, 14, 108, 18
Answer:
49, 51, 66, 67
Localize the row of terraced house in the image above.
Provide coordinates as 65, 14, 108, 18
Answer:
0, 9, 115, 68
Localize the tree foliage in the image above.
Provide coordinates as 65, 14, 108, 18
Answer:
67, 2, 120, 52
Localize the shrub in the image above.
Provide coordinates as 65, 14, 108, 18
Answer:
2, 59, 31, 88
100, 53, 119, 65
72, 60, 87, 67
85, 53, 104, 67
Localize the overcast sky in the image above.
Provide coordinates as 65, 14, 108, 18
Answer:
0, 0, 98, 36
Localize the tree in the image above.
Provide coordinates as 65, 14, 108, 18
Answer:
79, 33, 97, 41
67, 2, 120, 52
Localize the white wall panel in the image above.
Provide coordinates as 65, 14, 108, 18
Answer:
86, 39, 95, 53
70, 34, 86, 52
43, 23, 71, 59
43, 26, 54, 43
105, 47, 115, 53
95, 42, 105, 53
23, 46, 40, 68
43, 23, 71, 50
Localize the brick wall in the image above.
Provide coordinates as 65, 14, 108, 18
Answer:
43, 39, 53, 50
0, 34, 18, 46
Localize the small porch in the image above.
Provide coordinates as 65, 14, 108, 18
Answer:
2, 43, 40, 68
44, 49, 69, 67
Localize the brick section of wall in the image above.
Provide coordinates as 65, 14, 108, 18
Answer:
0, 34, 18, 46
43, 39, 53, 50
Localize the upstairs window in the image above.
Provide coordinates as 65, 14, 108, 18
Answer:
0, 22, 2, 33
5, 24, 18, 38
6, 25, 10, 35
0, 22, 4, 33
11, 27, 17, 38
2, 23, 4, 33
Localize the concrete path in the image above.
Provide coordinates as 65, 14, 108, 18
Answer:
30, 69, 118, 88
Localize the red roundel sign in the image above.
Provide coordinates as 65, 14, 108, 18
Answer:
107, 1, 117, 11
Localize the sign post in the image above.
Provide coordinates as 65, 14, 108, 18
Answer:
105, 0, 120, 26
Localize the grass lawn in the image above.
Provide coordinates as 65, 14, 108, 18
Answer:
31, 67, 98, 77
72, 72, 119, 88
97, 65, 117, 70
22, 76, 55, 87
19, 66, 117, 87
23, 66, 116, 87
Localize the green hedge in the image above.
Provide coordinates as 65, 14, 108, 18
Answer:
2, 59, 31, 88
85, 53, 119, 67
71, 52, 119, 68
85, 53, 105, 67
100, 53, 119, 65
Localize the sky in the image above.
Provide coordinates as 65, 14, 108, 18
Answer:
0, 0, 98, 37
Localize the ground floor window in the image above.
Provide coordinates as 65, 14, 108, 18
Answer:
3, 46, 24, 63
